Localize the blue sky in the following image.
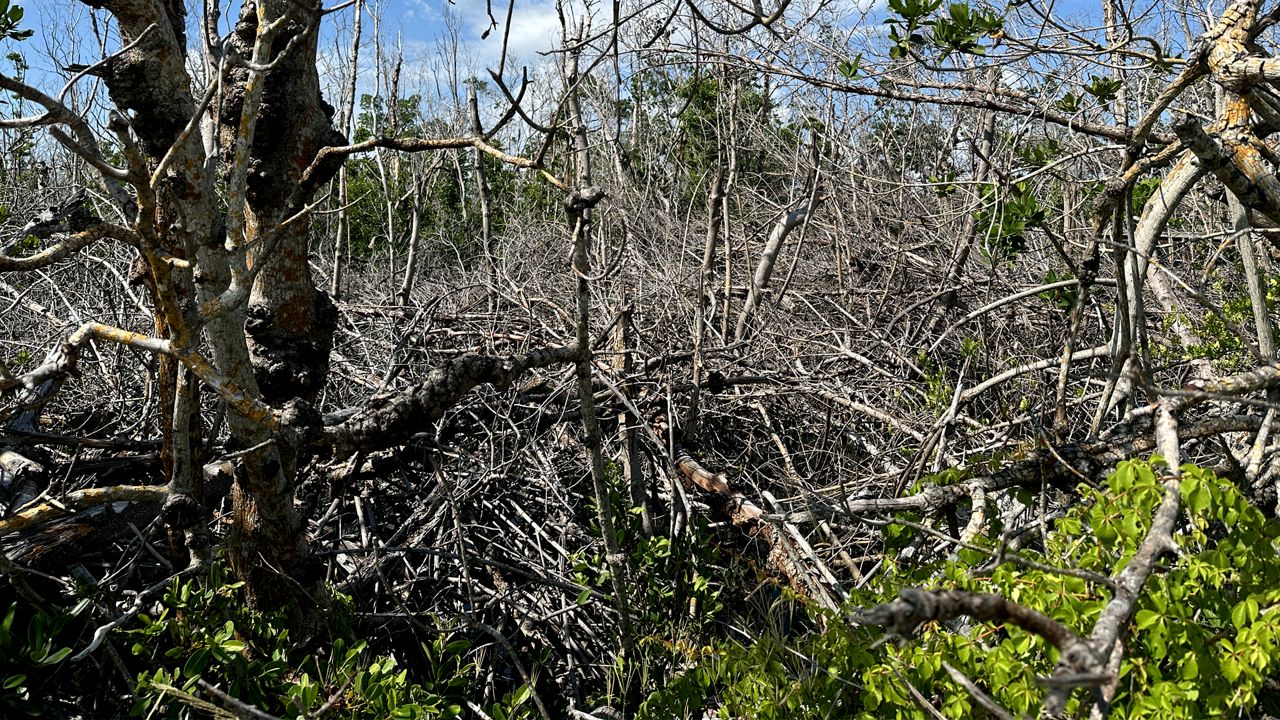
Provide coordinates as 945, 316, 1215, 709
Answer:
10, 0, 1176, 115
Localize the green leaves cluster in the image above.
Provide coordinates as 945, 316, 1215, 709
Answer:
0, 0, 31, 42
123, 564, 489, 719
1037, 269, 1078, 311
1083, 75, 1124, 103
0, 599, 82, 715
578, 465, 740, 709
887, 0, 1003, 60
836, 54, 863, 80
1016, 136, 1061, 167
1057, 75, 1125, 112
636, 459, 1280, 718
1177, 275, 1280, 370
973, 180, 1045, 259
896, 460, 1280, 717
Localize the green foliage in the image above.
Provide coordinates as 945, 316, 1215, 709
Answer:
1016, 136, 1061, 168
1108, 462, 1280, 715
1038, 269, 1078, 311
0, 598, 83, 715
1130, 176, 1164, 218
1056, 92, 1082, 113
670, 74, 782, 194
674, 75, 727, 181
887, 0, 1002, 60
0, 0, 32, 41
339, 91, 527, 269
607, 66, 811, 212
353, 94, 425, 142
123, 563, 488, 719
636, 460, 1280, 718
837, 54, 863, 80
1084, 75, 1124, 103
928, 170, 959, 196
11, 233, 37, 254
579, 464, 739, 708
917, 351, 955, 414
931, 2, 1003, 55
865, 108, 955, 182
887, 0, 943, 58
973, 181, 1045, 260
1178, 276, 1280, 370
1054, 75, 1123, 113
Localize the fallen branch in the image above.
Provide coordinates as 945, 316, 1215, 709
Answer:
324, 344, 580, 456
674, 445, 839, 608
0, 484, 168, 537
858, 588, 1092, 662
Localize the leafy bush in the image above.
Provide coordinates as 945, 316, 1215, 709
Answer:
0, 597, 82, 715
123, 563, 494, 719
638, 459, 1280, 718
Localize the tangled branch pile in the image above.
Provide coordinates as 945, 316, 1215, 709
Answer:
3, 0, 1280, 717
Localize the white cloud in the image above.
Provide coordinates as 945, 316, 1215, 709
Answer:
406, 0, 575, 81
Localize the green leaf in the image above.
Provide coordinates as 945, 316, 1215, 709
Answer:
511, 682, 532, 707
837, 55, 862, 79
1232, 601, 1254, 630
183, 647, 210, 678
1180, 653, 1199, 680
42, 646, 71, 665
1222, 653, 1242, 682
1135, 609, 1160, 630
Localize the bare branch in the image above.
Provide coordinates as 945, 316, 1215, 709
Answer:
0, 223, 140, 272
0, 484, 168, 538
324, 344, 581, 456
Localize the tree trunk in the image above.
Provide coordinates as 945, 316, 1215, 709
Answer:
214, 0, 345, 612
221, 0, 342, 405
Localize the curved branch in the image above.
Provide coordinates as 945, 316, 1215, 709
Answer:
859, 588, 1089, 659
0, 223, 140, 272
323, 344, 581, 456
684, 0, 793, 35
300, 134, 566, 197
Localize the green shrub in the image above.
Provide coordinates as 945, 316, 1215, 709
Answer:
638, 459, 1280, 718
0, 597, 82, 715
123, 563, 484, 719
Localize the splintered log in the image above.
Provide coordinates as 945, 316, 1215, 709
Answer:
0, 484, 168, 538
673, 446, 839, 609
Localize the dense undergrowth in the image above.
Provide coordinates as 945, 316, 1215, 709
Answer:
4, 459, 1278, 718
